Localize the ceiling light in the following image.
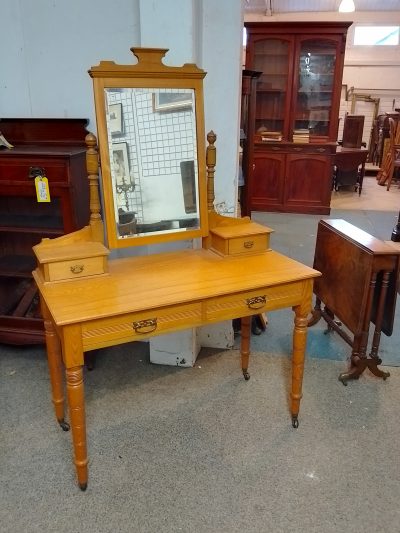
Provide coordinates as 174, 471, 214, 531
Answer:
339, 0, 355, 12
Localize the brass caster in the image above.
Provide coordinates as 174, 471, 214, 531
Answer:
59, 420, 70, 431
292, 416, 299, 429
243, 370, 250, 381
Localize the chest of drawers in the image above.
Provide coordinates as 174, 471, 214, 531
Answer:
0, 118, 90, 344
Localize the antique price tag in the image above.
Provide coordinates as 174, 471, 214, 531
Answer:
34, 175, 51, 202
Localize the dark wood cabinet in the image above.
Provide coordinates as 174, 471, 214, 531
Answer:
243, 22, 351, 215
250, 141, 336, 215
0, 118, 90, 344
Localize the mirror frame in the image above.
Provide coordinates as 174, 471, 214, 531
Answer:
88, 47, 208, 249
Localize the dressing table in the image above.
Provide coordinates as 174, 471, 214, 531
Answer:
32, 48, 320, 490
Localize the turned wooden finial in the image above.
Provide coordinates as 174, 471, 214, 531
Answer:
85, 133, 104, 243
206, 130, 217, 211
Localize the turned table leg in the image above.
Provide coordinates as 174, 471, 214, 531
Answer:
368, 270, 391, 380
338, 271, 389, 385
291, 300, 311, 429
66, 366, 88, 491
41, 299, 69, 431
240, 316, 251, 380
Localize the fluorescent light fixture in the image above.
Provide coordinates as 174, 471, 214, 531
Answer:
339, 0, 355, 12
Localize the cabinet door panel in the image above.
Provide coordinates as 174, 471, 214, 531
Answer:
250, 153, 285, 210
292, 35, 344, 142
248, 36, 295, 140
285, 154, 332, 210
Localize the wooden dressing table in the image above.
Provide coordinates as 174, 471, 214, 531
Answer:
32, 49, 320, 490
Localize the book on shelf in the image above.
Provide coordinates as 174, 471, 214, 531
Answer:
292, 129, 310, 144
261, 135, 283, 142
260, 130, 283, 142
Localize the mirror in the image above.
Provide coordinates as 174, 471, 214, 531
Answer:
89, 48, 208, 249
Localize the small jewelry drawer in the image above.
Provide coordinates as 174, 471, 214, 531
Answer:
210, 221, 273, 256
44, 255, 107, 282
82, 302, 202, 350
34, 240, 109, 282
225, 234, 267, 255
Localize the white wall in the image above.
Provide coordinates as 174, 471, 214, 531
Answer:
0, 0, 139, 128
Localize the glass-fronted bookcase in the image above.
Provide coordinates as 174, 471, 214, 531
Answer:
243, 22, 351, 215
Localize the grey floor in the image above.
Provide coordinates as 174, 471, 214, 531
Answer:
2, 177, 400, 532
2, 342, 400, 533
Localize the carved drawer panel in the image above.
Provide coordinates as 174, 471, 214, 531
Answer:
82, 302, 202, 350
206, 283, 303, 322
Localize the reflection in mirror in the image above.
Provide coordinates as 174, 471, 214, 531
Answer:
104, 88, 199, 240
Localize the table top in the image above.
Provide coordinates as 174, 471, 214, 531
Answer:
321, 219, 400, 255
33, 248, 320, 326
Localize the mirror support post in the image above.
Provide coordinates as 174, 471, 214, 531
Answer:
206, 131, 217, 212
85, 133, 104, 244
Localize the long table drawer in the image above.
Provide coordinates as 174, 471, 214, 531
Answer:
206, 283, 304, 322
82, 302, 202, 350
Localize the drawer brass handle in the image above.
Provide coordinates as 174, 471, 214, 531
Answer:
271, 146, 281, 151
70, 264, 84, 274
246, 295, 266, 309
244, 241, 254, 249
132, 318, 158, 334
293, 147, 302, 151
316, 148, 326, 153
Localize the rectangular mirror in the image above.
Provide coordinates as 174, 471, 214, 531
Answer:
89, 48, 208, 249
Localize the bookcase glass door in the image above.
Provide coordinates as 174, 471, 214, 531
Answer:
253, 38, 292, 141
293, 38, 338, 141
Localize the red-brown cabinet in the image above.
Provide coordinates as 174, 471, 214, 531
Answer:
243, 22, 351, 215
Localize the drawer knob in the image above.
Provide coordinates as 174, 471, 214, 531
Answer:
246, 295, 266, 309
132, 318, 158, 334
70, 264, 84, 274
244, 241, 254, 249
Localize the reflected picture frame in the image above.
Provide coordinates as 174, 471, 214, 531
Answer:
153, 92, 193, 112
111, 142, 130, 186
108, 103, 123, 135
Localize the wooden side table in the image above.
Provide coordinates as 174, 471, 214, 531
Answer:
309, 219, 400, 385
